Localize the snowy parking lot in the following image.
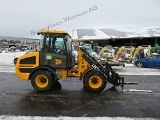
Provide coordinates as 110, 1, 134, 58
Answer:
0, 52, 26, 65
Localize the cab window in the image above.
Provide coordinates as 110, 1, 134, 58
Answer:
43, 34, 66, 55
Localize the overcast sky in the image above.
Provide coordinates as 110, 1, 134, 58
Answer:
0, 0, 160, 38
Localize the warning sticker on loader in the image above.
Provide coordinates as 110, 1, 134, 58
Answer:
46, 55, 52, 60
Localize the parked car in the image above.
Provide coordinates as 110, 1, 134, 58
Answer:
134, 54, 160, 68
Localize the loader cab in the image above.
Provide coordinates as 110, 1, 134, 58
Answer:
38, 30, 75, 68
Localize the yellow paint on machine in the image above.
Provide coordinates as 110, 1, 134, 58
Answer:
15, 52, 40, 80
35, 75, 49, 88
40, 29, 68, 34
88, 75, 102, 89
59, 69, 67, 79
67, 48, 91, 77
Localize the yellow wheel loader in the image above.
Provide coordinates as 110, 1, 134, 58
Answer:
15, 29, 124, 93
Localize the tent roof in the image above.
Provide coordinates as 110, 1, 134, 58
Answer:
72, 27, 160, 41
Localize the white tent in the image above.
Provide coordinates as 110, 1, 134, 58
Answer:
72, 27, 160, 41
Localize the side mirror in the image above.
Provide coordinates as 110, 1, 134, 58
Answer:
37, 32, 40, 35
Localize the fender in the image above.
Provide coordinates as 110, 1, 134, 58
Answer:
29, 65, 56, 80
79, 67, 93, 80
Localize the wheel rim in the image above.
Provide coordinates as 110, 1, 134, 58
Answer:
35, 75, 49, 88
137, 62, 142, 67
88, 75, 102, 89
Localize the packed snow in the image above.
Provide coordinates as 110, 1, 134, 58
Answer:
0, 116, 158, 120
0, 52, 26, 65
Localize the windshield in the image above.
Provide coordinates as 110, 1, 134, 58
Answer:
149, 55, 158, 59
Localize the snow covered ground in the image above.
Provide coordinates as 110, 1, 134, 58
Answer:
0, 116, 159, 120
0, 52, 26, 65
112, 64, 160, 75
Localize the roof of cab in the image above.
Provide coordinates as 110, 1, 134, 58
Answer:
39, 29, 68, 34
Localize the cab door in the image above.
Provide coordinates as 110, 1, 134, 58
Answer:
42, 34, 67, 68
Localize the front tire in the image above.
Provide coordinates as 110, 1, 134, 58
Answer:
136, 62, 143, 68
31, 70, 55, 91
83, 70, 106, 93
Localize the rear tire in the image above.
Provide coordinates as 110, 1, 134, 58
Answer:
83, 70, 106, 93
31, 70, 55, 92
136, 62, 143, 68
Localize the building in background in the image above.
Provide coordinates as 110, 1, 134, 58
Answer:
72, 27, 160, 47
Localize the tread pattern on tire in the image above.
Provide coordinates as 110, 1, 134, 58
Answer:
83, 70, 106, 93
31, 70, 55, 92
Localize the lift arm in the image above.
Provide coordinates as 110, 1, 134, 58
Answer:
80, 47, 124, 89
